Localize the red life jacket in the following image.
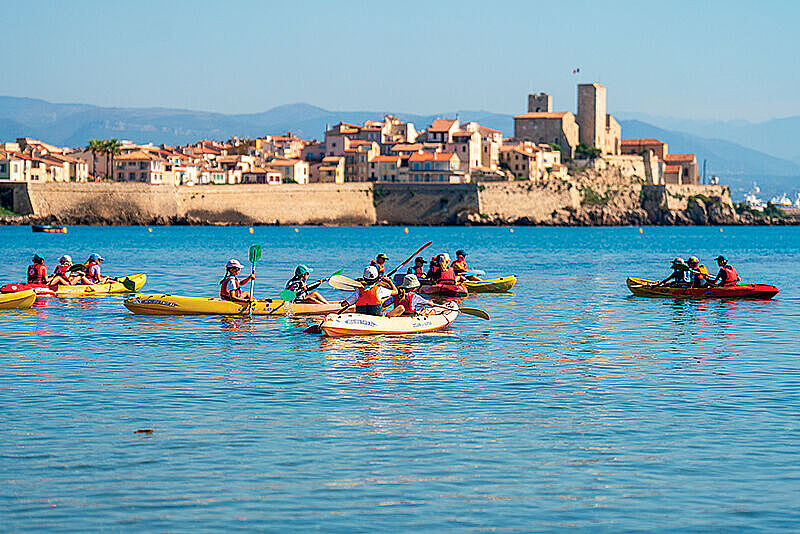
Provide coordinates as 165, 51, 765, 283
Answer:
408, 265, 425, 277
220, 276, 241, 300
720, 265, 740, 286
84, 260, 101, 282
428, 265, 441, 281
370, 260, 385, 276
27, 263, 47, 284
392, 292, 416, 316
54, 264, 71, 276
438, 268, 456, 286
355, 285, 382, 306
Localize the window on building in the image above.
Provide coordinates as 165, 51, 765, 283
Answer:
439, 174, 444, 181
0, 163, 6, 172
139, 162, 147, 170
129, 172, 136, 180
462, 146, 466, 152
141, 172, 147, 180
424, 162, 431, 170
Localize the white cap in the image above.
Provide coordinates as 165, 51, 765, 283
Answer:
363, 265, 379, 281
59, 255, 72, 264
226, 259, 244, 269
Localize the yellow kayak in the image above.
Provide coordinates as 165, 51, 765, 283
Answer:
463, 275, 517, 293
0, 289, 36, 310
124, 293, 347, 316
1, 274, 146, 296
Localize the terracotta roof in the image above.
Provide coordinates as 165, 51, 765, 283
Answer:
664, 165, 682, 173
390, 143, 424, 152
664, 153, 696, 162
318, 166, 338, 171
370, 155, 399, 163
621, 138, 664, 145
114, 150, 163, 161
452, 131, 473, 138
246, 168, 280, 174
348, 140, 374, 145
479, 125, 501, 133
428, 119, 457, 132
266, 159, 301, 167
322, 156, 343, 163
409, 152, 456, 162
514, 112, 569, 119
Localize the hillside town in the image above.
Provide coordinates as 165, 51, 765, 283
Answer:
0, 83, 702, 188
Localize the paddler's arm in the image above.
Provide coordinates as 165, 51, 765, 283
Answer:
656, 272, 675, 286
380, 276, 399, 296
306, 279, 323, 291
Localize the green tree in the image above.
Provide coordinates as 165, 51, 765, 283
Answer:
86, 139, 103, 180
104, 138, 121, 180
575, 143, 601, 159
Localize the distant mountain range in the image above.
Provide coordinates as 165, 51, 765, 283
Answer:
1, 96, 798, 198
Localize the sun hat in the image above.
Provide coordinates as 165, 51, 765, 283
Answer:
441, 253, 451, 262
714, 255, 728, 262
59, 255, 72, 264
295, 265, 312, 276
226, 259, 244, 269
456, 249, 467, 257
88, 253, 105, 262
377, 253, 389, 260
400, 274, 421, 289
415, 257, 427, 264
32, 254, 44, 263
363, 265, 379, 282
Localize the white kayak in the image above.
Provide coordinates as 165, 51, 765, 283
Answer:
319, 301, 459, 337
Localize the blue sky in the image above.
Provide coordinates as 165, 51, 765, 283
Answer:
2, 0, 797, 121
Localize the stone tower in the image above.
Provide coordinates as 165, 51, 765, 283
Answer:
577, 83, 606, 148
527, 93, 552, 113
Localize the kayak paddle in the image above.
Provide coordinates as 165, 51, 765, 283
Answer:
248, 244, 262, 316
328, 274, 362, 291
426, 303, 490, 320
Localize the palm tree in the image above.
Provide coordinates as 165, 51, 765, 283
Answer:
104, 138, 121, 180
86, 139, 102, 180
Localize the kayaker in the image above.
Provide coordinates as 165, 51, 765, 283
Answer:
656, 258, 692, 287
370, 253, 389, 277
387, 274, 434, 317
406, 257, 427, 278
76, 253, 111, 285
219, 259, 256, 303
711, 255, 741, 287
437, 254, 466, 288
452, 250, 481, 281
285, 265, 329, 304
27, 254, 48, 284
687, 256, 710, 287
340, 265, 397, 316
47, 255, 78, 287
426, 255, 442, 281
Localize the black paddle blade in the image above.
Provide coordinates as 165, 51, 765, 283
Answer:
304, 324, 323, 335
121, 277, 137, 291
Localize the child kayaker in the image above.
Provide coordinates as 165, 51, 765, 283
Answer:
712, 255, 740, 287
48, 255, 78, 287
76, 253, 111, 285
285, 265, 329, 304
656, 258, 692, 287
387, 274, 434, 317
687, 256, 710, 287
452, 249, 481, 281
220, 259, 256, 303
340, 265, 397, 316
370, 253, 389, 277
27, 254, 48, 284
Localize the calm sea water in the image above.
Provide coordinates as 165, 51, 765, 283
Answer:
2, 225, 799, 531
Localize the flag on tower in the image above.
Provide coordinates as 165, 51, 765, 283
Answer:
572, 68, 580, 74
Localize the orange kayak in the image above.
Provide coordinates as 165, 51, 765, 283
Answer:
627, 277, 780, 299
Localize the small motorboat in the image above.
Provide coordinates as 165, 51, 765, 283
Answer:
31, 225, 67, 233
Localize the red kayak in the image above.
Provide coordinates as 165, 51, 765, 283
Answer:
0, 282, 55, 295
420, 283, 469, 297
627, 277, 780, 299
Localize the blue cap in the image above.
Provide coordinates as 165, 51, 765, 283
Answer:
88, 253, 105, 261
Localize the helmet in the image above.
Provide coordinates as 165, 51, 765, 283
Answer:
32, 254, 44, 263
295, 264, 312, 276
226, 259, 244, 269
59, 255, 72, 264
456, 249, 467, 258
714, 255, 728, 263
400, 274, 421, 289
363, 265, 379, 281
687, 256, 699, 265
88, 253, 105, 262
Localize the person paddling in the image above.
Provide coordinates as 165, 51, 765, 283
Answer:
686, 256, 709, 287
436, 254, 465, 288
452, 249, 481, 281
27, 254, 48, 284
656, 258, 692, 287
407, 257, 427, 278
48, 255, 78, 287
77, 253, 111, 285
711, 255, 740, 287
285, 265, 329, 304
220, 259, 256, 303
340, 265, 398, 316
387, 274, 434, 317
370, 253, 389, 277
426, 254, 442, 281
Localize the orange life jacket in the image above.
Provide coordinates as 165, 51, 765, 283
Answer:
719, 265, 740, 286
370, 260, 385, 276
452, 259, 468, 273
438, 268, 456, 286
27, 263, 47, 284
355, 285, 382, 306
220, 276, 241, 300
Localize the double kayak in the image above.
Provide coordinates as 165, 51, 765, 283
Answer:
0, 274, 146, 296
420, 283, 468, 297
319, 302, 460, 337
626, 277, 780, 299
463, 275, 517, 293
0, 289, 36, 310
124, 294, 347, 316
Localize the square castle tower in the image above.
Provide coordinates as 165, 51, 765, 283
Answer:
576, 83, 621, 155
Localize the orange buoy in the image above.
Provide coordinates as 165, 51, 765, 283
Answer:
248, 227, 254, 234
